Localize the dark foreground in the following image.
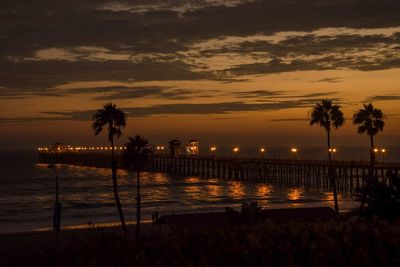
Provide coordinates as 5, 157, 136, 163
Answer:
1, 217, 400, 267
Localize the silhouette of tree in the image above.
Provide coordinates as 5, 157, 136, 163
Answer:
124, 135, 152, 238
353, 103, 385, 168
92, 103, 127, 236
310, 99, 345, 213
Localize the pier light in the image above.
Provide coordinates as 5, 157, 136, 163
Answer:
290, 147, 298, 153
381, 148, 387, 161
328, 148, 337, 153
260, 147, 266, 158
124, 146, 127, 150
233, 147, 239, 153
156, 146, 160, 150
210, 146, 217, 152
373, 148, 379, 153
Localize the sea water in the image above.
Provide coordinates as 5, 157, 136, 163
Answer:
0, 147, 398, 233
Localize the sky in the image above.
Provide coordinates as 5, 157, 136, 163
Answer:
1, 0, 400, 150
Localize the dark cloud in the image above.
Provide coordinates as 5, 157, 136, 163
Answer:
1, 0, 400, 96
367, 94, 400, 101
310, 77, 342, 83
93, 87, 215, 100
270, 118, 308, 122
234, 90, 284, 98
0, 97, 339, 123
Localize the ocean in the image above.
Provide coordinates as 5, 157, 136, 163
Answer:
0, 147, 398, 233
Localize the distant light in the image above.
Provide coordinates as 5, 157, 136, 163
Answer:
381, 148, 387, 153
210, 146, 217, 152
373, 148, 379, 153
329, 148, 337, 153
233, 147, 239, 153
260, 147, 265, 153
291, 148, 298, 153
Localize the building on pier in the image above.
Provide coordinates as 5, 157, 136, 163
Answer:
169, 139, 182, 157
186, 139, 199, 156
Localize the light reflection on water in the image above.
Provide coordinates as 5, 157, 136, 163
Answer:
228, 181, 246, 198
0, 153, 358, 233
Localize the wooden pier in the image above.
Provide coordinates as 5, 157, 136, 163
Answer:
39, 152, 400, 193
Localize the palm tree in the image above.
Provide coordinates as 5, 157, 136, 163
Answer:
92, 103, 127, 236
124, 135, 152, 238
310, 99, 345, 213
353, 103, 385, 176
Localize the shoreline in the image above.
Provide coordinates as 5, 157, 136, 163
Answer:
0, 202, 359, 236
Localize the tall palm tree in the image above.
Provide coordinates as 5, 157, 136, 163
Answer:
124, 135, 152, 238
310, 99, 345, 213
92, 103, 127, 236
353, 103, 385, 176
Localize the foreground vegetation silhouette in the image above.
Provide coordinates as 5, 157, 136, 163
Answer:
7, 219, 400, 266
92, 103, 127, 236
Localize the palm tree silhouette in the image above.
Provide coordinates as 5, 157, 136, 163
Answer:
353, 103, 385, 177
92, 103, 127, 236
124, 135, 152, 238
310, 99, 345, 213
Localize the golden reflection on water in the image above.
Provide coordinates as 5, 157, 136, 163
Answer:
207, 184, 221, 198
322, 192, 343, 204
288, 188, 303, 201
228, 181, 245, 198
185, 177, 201, 183
183, 176, 201, 199
256, 184, 273, 197
153, 173, 168, 184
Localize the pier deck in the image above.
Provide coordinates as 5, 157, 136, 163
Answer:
38, 152, 400, 193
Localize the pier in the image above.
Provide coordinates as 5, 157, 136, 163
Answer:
38, 152, 400, 194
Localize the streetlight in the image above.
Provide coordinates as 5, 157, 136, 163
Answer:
381, 148, 387, 161
233, 146, 239, 156
260, 147, 266, 158
329, 148, 337, 160
290, 147, 298, 159
210, 146, 217, 154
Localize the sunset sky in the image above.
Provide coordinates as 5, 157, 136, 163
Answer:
1, 0, 400, 150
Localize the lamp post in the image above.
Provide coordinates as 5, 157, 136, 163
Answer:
233, 146, 239, 157
290, 147, 298, 160
260, 147, 266, 158
210, 146, 217, 156
329, 148, 337, 160
381, 148, 387, 162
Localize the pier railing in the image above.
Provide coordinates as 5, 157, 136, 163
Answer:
38, 152, 400, 193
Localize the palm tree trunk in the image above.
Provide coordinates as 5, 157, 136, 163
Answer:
136, 170, 141, 238
111, 138, 127, 236
327, 130, 339, 213
369, 135, 375, 179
